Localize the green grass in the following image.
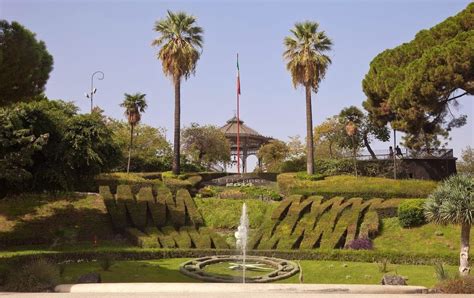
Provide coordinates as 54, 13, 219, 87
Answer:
0, 193, 113, 247
58, 258, 457, 287
278, 174, 438, 198
195, 198, 278, 229
374, 218, 474, 254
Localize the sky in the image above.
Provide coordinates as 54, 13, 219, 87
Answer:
1, 0, 473, 171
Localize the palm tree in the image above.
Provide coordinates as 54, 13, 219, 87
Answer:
152, 10, 203, 175
283, 21, 332, 174
424, 174, 474, 276
120, 93, 148, 173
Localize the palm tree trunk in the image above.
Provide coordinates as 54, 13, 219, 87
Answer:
459, 223, 471, 276
127, 124, 134, 174
305, 84, 314, 175
363, 135, 377, 160
172, 78, 181, 175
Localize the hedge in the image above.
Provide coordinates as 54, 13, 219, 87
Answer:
256, 196, 397, 250
277, 174, 437, 199
398, 199, 427, 228
177, 189, 204, 227
100, 186, 128, 229
359, 211, 380, 239
0, 248, 459, 266
93, 173, 163, 194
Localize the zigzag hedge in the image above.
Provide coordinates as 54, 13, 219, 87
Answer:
100, 184, 230, 249
253, 196, 401, 250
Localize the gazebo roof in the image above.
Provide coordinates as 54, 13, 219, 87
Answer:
220, 116, 267, 139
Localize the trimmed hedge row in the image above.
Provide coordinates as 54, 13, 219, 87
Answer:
277, 173, 437, 199
255, 196, 399, 250
120, 226, 229, 250
0, 248, 458, 266
100, 185, 204, 230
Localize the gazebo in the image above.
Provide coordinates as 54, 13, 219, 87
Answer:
220, 116, 272, 173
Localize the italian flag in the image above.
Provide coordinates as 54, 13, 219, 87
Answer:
237, 54, 241, 95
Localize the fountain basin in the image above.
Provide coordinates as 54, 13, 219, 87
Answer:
179, 255, 299, 283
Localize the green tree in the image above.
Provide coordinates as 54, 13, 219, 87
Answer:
119, 93, 148, 173
362, 3, 473, 150
314, 116, 345, 159
287, 135, 305, 160
62, 112, 120, 182
458, 146, 474, 175
424, 175, 474, 276
257, 140, 289, 172
181, 123, 230, 170
283, 21, 333, 174
338, 106, 390, 159
1, 98, 120, 192
0, 21, 53, 106
108, 120, 172, 172
0, 109, 47, 196
153, 11, 204, 175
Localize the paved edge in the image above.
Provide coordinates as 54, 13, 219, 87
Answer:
55, 283, 428, 294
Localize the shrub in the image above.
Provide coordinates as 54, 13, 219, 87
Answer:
239, 185, 282, 201
98, 255, 115, 271
377, 258, 390, 273
4, 259, 60, 292
398, 199, 426, 228
436, 276, 474, 294
295, 172, 327, 181
434, 262, 449, 281
346, 238, 373, 250
198, 186, 216, 198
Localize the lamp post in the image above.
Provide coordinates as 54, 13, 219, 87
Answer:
85, 71, 104, 112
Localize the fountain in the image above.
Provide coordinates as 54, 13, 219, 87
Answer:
234, 203, 249, 283
179, 203, 299, 283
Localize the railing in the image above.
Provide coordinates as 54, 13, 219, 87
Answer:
344, 148, 454, 160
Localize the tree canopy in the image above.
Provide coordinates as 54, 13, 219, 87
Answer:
362, 3, 473, 150
108, 120, 172, 172
338, 106, 390, 159
0, 21, 53, 106
257, 140, 289, 172
0, 98, 120, 193
181, 123, 230, 170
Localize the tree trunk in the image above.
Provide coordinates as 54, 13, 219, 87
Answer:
305, 84, 314, 175
352, 135, 358, 177
460, 223, 471, 276
172, 78, 181, 175
329, 142, 333, 158
364, 135, 377, 160
126, 124, 134, 174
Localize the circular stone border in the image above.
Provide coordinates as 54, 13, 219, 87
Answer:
179, 255, 299, 283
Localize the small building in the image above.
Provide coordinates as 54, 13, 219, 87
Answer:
220, 117, 272, 173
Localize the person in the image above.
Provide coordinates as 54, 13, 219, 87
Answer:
396, 145, 403, 158
388, 146, 394, 158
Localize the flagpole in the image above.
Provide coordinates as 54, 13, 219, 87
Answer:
237, 53, 241, 175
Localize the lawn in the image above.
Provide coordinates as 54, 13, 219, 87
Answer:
195, 198, 277, 229
0, 193, 113, 248
59, 258, 457, 287
278, 174, 438, 198
374, 218, 474, 254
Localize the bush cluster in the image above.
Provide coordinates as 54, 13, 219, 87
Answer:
0, 247, 458, 268
436, 276, 474, 294
398, 199, 426, 228
345, 238, 373, 250
3, 258, 60, 292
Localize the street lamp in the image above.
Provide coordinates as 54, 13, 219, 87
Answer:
85, 71, 104, 112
